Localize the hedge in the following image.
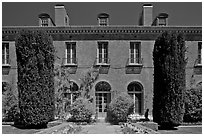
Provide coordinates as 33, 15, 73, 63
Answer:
153, 31, 186, 128
15, 30, 55, 128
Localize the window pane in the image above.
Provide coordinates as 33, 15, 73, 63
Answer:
72, 43, 76, 63
2, 44, 5, 64
198, 42, 202, 64
2, 43, 9, 64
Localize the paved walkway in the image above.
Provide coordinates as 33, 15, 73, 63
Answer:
78, 122, 123, 134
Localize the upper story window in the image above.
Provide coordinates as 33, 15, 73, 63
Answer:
99, 18, 108, 26
41, 19, 48, 27
158, 18, 167, 26
198, 42, 202, 64
65, 42, 77, 65
2, 42, 10, 65
129, 42, 142, 65
97, 42, 109, 64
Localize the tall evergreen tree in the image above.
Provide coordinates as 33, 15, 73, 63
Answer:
15, 30, 55, 128
153, 31, 187, 128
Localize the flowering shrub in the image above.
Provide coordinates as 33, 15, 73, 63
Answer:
69, 97, 94, 122
107, 92, 134, 124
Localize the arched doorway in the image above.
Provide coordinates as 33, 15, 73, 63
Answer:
127, 81, 143, 115
95, 81, 111, 118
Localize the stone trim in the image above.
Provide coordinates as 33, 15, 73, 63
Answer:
2, 26, 202, 41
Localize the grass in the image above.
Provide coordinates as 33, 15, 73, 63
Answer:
2, 120, 62, 134
2, 125, 41, 134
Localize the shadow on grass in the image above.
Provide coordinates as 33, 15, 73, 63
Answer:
158, 125, 178, 130
12, 122, 49, 130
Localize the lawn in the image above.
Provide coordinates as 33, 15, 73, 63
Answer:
2, 125, 41, 134
2, 120, 62, 134
158, 125, 202, 134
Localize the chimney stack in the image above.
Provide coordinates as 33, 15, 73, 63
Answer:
55, 4, 69, 26
142, 4, 153, 26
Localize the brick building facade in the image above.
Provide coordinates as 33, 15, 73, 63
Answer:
2, 4, 202, 119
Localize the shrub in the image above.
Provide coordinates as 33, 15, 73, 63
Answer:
15, 30, 55, 128
153, 31, 186, 128
2, 83, 18, 122
69, 97, 94, 122
107, 92, 134, 124
184, 87, 202, 122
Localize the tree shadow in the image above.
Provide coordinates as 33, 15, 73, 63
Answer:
158, 125, 178, 130
12, 123, 47, 130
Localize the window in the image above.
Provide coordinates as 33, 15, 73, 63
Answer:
2, 82, 9, 94
65, 42, 76, 64
63, 81, 79, 111
2, 43, 9, 65
97, 42, 109, 64
198, 42, 202, 64
127, 81, 143, 114
158, 18, 166, 26
41, 19, 48, 26
99, 18, 108, 26
129, 42, 141, 64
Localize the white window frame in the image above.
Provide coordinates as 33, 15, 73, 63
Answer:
41, 19, 48, 27
99, 18, 108, 26
2, 42, 10, 65
65, 42, 76, 65
129, 42, 142, 65
97, 42, 109, 65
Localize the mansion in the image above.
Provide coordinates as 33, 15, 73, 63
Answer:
2, 4, 202, 119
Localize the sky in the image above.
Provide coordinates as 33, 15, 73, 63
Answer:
2, 2, 202, 26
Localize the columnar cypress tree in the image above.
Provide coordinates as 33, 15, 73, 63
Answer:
15, 30, 55, 128
153, 31, 186, 128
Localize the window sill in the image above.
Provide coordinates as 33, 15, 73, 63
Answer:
127, 63, 143, 67
2, 64, 11, 67
194, 64, 202, 67
95, 63, 110, 66
62, 63, 77, 67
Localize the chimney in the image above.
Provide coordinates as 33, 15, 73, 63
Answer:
97, 13, 109, 26
55, 4, 69, 26
142, 4, 153, 26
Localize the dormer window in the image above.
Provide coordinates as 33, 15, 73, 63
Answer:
157, 13, 168, 26
99, 18, 108, 26
97, 13, 109, 26
41, 19, 48, 27
38, 13, 55, 27
158, 18, 166, 26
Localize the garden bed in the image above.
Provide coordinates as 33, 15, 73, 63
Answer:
37, 122, 81, 134
120, 122, 159, 134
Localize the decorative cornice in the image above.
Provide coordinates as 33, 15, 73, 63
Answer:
2, 26, 202, 41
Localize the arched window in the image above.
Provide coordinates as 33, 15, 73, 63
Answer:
95, 81, 111, 92
64, 81, 79, 105
127, 81, 143, 115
